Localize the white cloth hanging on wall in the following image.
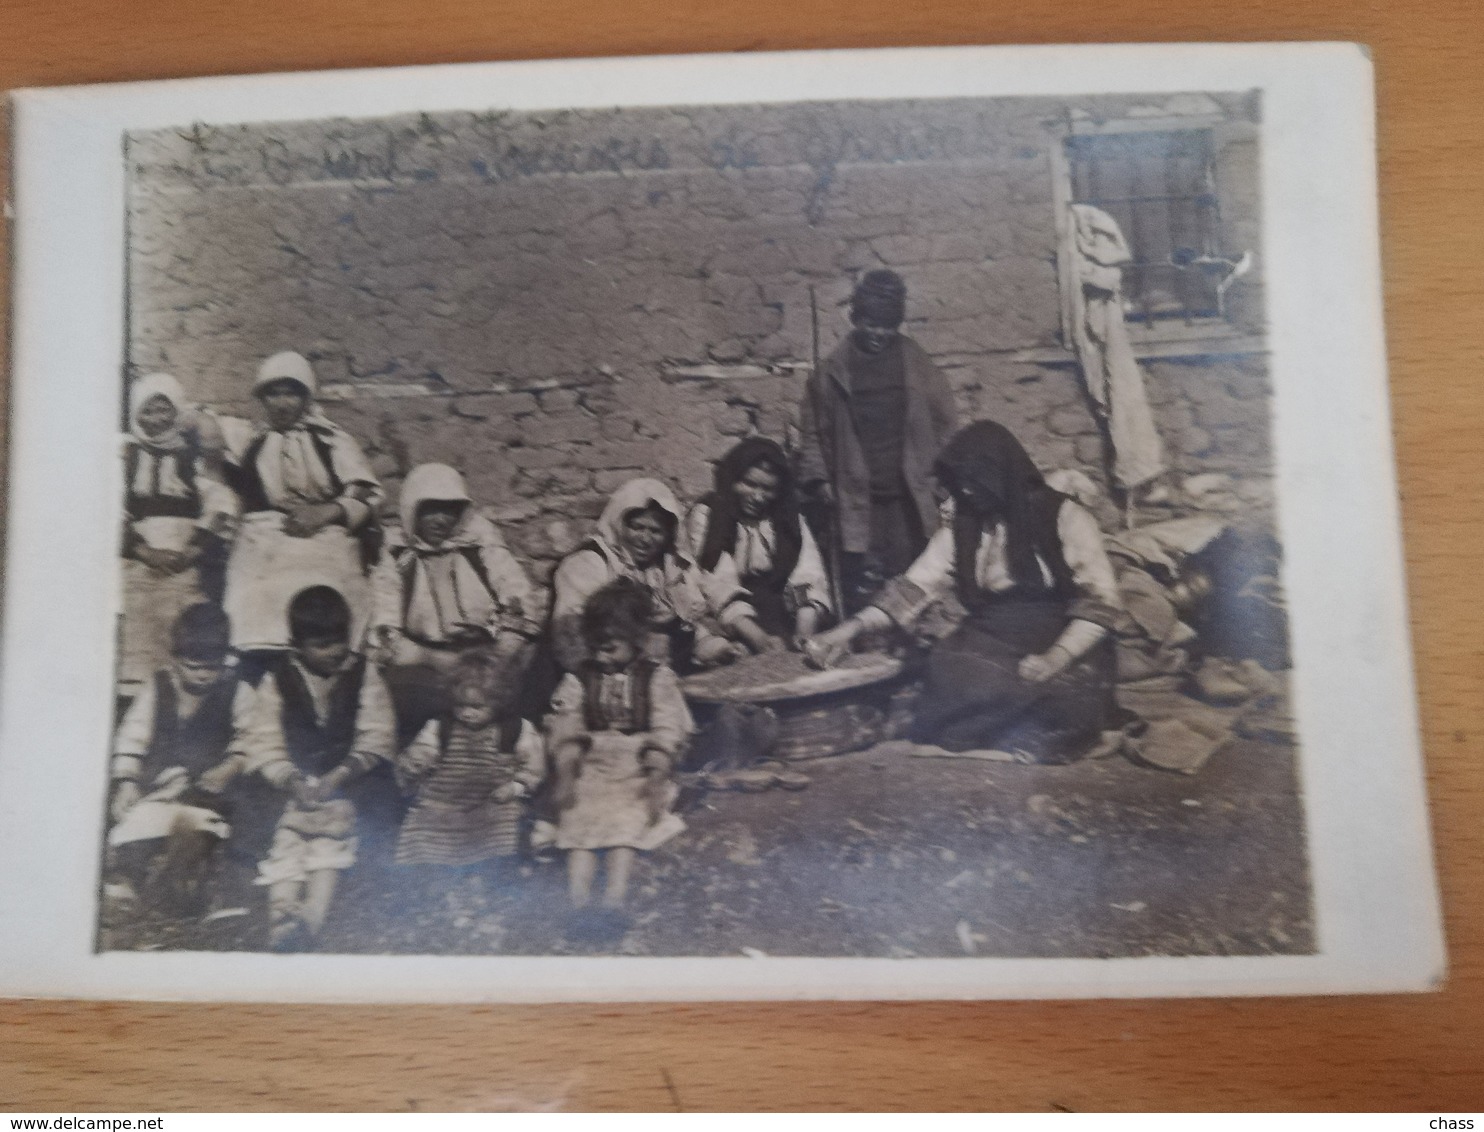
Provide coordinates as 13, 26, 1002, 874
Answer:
1067, 203, 1168, 490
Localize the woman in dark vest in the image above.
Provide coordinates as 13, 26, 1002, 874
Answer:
220, 352, 383, 661
119, 372, 238, 688
685, 437, 834, 648
805, 420, 1125, 762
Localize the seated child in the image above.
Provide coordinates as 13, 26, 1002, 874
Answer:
239, 585, 396, 951
394, 649, 545, 870
546, 577, 694, 942
106, 602, 253, 919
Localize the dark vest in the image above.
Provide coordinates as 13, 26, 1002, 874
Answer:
578, 659, 657, 735
955, 491, 1078, 615
125, 442, 202, 521
272, 656, 367, 777
143, 668, 238, 784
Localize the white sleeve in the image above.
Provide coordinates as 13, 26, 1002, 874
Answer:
111, 681, 157, 779
193, 456, 241, 535
702, 551, 757, 631
788, 521, 834, 615
551, 551, 609, 670
901, 527, 958, 601
515, 720, 547, 790
370, 548, 405, 633
231, 680, 257, 734
1056, 502, 1123, 615
683, 505, 711, 564
237, 676, 294, 787
1052, 619, 1109, 659
326, 428, 384, 529
479, 529, 545, 638
871, 527, 958, 627
1047, 502, 1124, 660
214, 414, 258, 465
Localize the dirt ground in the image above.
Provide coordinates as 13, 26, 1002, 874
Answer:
101, 729, 1314, 960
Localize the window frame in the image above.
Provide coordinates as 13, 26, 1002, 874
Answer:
1050, 112, 1261, 359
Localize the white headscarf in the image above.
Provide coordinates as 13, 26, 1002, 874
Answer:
128, 372, 188, 449
398, 463, 472, 546
253, 351, 318, 399
251, 350, 341, 434
595, 478, 692, 568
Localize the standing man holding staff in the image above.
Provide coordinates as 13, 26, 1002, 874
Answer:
796, 269, 961, 614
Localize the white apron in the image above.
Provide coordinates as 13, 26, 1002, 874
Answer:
119, 516, 207, 685
224, 511, 370, 651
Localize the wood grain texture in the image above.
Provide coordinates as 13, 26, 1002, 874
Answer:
2, 0, 1481, 1112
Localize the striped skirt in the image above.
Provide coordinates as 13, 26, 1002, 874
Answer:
394, 731, 525, 866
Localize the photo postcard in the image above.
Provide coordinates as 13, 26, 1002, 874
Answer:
0, 41, 1445, 1001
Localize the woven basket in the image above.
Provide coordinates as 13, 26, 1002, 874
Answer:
769, 678, 920, 761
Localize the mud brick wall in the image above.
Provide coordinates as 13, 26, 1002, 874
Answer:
126, 93, 1267, 578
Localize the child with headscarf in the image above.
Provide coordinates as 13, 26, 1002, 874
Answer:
807, 420, 1125, 763
370, 463, 545, 738
119, 372, 239, 687
551, 477, 771, 674
685, 436, 833, 647
220, 352, 383, 658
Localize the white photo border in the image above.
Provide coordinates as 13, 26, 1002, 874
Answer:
0, 42, 1445, 1001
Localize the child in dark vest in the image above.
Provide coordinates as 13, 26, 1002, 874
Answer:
546, 578, 694, 943
240, 585, 396, 951
106, 602, 252, 920
394, 649, 545, 871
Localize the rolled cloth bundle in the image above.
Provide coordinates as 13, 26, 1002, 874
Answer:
849, 268, 907, 326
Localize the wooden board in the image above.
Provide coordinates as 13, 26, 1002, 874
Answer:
3, 1, 1483, 1112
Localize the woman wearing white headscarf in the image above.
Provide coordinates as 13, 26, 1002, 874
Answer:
221, 352, 383, 655
119, 372, 239, 686
551, 478, 772, 674
370, 463, 546, 736
373, 463, 544, 658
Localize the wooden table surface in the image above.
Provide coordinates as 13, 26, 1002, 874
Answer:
2, 0, 1481, 1113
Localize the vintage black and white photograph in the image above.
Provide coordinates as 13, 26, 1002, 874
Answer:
87, 84, 1322, 963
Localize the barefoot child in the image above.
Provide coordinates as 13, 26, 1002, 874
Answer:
394, 649, 545, 870
240, 585, 396, 950
106, 602, 254, 920
547, 578, 693, 939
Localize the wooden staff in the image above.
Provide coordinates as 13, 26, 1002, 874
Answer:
807, 284, 845, 623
